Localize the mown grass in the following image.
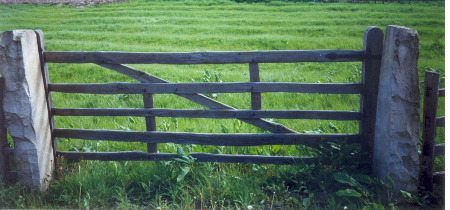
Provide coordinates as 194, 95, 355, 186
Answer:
0, 0, 445, 208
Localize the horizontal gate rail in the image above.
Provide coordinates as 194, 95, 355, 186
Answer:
54, 128, 360, 148
57, 151, 316, 165
98, 64, 297, 134
52, 108, 361, 121
44, 50, 365, 64
49, 82, 362, 94
38, 28, 383, 168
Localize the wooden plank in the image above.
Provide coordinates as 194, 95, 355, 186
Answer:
419, 71, 440, 192
35, 30, 58, 160
57, 151, 316, 165
0, 76, 10, 183
143, 93, 157, 153
49, 82, 362, 95
44, 50, 365, 64
54, 128, 360, 148
435, 143, 444, 156
52, 108, 361, 121
438, 88, 445, 97
359, 26, 383, 173
249, 63, 262, 110
436, 116, 444, 127
97, 64, 297, 134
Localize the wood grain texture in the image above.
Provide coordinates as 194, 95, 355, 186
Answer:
359, 26, 383, 173
0, 77, 10, 183
249, 63, 262, 110
44, 50, 365, 64
143, 93, 157, 153
419, 71, 440, 192
52, 108, 361, 121
97, 64, 297, 134
434, 143, 444, 156
57, 151, 317, 165
49, 82, 362, 94
54, 128, 360, 148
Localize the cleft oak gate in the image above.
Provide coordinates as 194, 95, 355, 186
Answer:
0, 26, 384, 186
41, 26, 383, 165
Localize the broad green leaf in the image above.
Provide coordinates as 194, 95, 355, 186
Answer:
177, 167, 191, 183
354, 174, 372, 185
328, 123, 342, 133
288, 145, 296, 154
271, 145, 281, 153
334, 172, 359, 187
400, 190, 412, 200
289, 197, 301, 206
336, 189, 362, 197
172, 158, 189, 165
176, 145, 188, 160
303, 197, 311, 208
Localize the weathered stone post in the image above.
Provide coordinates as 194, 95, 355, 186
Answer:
373, 25, 420, 197
0, 30, 54, 190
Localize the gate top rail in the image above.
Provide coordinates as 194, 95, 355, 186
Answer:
43, 50, 366, 64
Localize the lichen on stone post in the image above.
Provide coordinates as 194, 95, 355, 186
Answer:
373, 25, 421, 197
0, 30, 54, 190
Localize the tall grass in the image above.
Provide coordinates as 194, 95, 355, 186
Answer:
0, 0, 444, 208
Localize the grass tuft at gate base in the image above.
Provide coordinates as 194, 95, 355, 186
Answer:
0, 0, 444, 208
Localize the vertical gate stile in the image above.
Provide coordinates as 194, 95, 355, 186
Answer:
144, 93, 157, 153
249, 62, 261, 110
359, 27, 383, 173
35, 30, 58, 164
0, 76, 10, 183
418, 71, 440, 192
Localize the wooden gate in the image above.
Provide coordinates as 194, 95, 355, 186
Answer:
40, 26, 383, 165
0, 27, 383, 178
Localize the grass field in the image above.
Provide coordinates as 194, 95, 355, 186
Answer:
0, 0, 445, 208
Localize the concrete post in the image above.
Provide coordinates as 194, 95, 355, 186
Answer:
373, 25, 420, 197
0, 30, 54, 190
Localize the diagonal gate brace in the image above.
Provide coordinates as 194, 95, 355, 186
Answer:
97, 64, 297, 134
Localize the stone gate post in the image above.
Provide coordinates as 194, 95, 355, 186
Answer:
0, 30, 54, 190
373, 25, 421, 197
